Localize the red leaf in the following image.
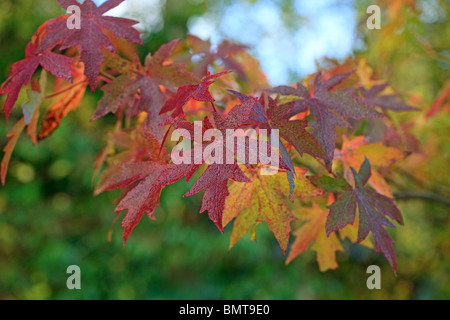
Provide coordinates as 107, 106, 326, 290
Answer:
266, 96, 325, 159
40, 0, 143, 90
94, 125, 169, 244
360, 83, 417, 112
1, 41, 74, 121
99, 101, 291, 241
271, 71, 383, 169
38, 64, 88, 141
186, 35, 249, 78
184, 163, 251, 232
325, 158, 403, 271
223, 167, 323, 254
229, 91, 322, 197
159, 71, 232, 118
92, 40, 199, 141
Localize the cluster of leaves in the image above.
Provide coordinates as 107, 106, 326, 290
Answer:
0, 0, 418, 273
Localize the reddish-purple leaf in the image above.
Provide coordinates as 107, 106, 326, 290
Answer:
186, 35, 249, 78
92, 39, 199, 141
266, 96, 326, 159
159, 71, 232, 118
40, 0, 142, 90
272, 71, 383, 169
230, 91, 324, 196
184, 163, 251, 232
360, 83, 418, 112
325, 158, 403, 271
1, 41, 73, 121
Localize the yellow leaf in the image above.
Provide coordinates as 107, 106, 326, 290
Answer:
286, 201, 344, 272
1, 118, 26, 185
312, 231, 343, 272
336, 136, 404, 196
223, 167, 322, 253
339, 218, 374, 249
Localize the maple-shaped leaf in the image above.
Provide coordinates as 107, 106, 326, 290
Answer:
95, 117, 214, 244
313, 158, 404, 271
226, 90, 268, 126
271, 71, 383, 169
265, 96, 326, 159
335, 136, 404, 197
229, 91, 323, 197
103, 97, 291, 242
94, 125, 169, 244
114, 118, 217, 242
182, 36, 269, 91
338, 217, 374, 250
111, 161, 167, 244
40, 0, 143, 90
143, 40, 202, 91
286, 199, 344, 271
185, 164, 251, 231
360, 83, 417, 112
1, 31, 74, 121
209, 97, 284, 162
231, 91, 325, 159
383, 123, 421, 153
168, 102, 288, 232
286, 191, 373, 271
227, 91, 293, 197
92, 73, 147, 120
223, 167, 323, 253
92, 126, 137, 183
159, 71, 232, 119
181, 101, 291, 231
92, 40, 199, 140
185, 35, 248, 78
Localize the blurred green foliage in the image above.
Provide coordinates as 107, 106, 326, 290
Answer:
0, 0, 449, 300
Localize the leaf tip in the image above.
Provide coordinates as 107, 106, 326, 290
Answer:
216, 222, 224, 234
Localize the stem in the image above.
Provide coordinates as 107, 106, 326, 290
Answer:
99, 71, 115, 81
394, 191, 450, 207
159, 124, 172, 155
210, 101, 217, 112
44, 80, 88, 99
316, 159, 337, 178
98, 75, 112, 84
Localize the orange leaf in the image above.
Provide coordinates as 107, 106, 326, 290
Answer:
37, 65, 87, 141
223, 167, 322, 254
335, 136, 404, 196
1, 118, 26, 185
286, 195, 344, 271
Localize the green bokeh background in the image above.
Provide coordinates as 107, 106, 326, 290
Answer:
0, 0, 449, 299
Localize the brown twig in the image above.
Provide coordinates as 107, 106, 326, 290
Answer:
394, 191, 450, 207
44, 80, 88, 99
210, 101, 217, 112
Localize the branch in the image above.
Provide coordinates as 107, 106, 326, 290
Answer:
44, 80, 88, 99
394, 191, 450, 207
